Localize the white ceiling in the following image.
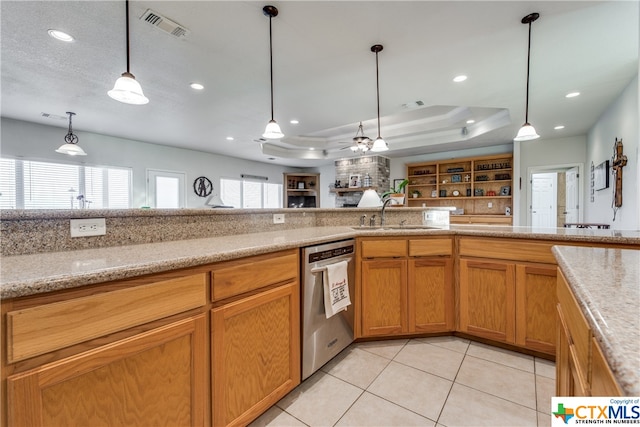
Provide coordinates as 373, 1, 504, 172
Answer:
1, 1, 638, 167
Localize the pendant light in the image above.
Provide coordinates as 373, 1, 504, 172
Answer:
108, 0, 149, 105
370, 45, 388, 152
262, 5, 284, 139
514, 13, 540, 141
56, 112, 87, 156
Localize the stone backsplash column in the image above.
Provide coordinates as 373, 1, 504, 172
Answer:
333, 156, 390, 207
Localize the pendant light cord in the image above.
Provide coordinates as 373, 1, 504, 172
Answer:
375, 50, 381, 138
125, 0, 131, 74
268, 13, 274, 121
524, 19, 532, 124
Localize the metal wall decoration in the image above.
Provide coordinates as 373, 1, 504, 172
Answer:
193, 176, 213, 197
611, 138, 627, 220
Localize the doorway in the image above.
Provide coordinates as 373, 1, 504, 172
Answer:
527, 164, 583, 228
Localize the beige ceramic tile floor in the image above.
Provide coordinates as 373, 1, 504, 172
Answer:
249, 336, 555, 427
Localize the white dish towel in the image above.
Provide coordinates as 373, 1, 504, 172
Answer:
323, 260, 351, 318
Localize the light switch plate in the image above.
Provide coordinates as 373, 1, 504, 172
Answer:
70, 218, 106, 237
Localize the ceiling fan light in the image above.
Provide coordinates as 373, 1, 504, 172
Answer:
370, 137, 388, 152
108, 72, 149, 105
56, 143, 87, 156
514, 123, 540, 141
262, 119, 284, 139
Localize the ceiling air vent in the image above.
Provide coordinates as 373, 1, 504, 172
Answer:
140, 9, 189, 39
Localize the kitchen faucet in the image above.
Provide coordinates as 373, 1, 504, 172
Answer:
380, 197, 393, 227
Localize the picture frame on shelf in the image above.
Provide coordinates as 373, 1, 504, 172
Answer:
500, 185, 511, 196
349, 174, 361, 188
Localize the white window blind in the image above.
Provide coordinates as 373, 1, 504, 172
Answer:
0, 158, 132, 209
0, 158, 17, 209
220, 178, 281, 209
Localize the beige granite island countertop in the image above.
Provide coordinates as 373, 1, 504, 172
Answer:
3, 225, 639, 300
552, 246, 640, 395
0, 226, 357, 299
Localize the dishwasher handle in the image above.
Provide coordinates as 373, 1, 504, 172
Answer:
310, 257, 352, 274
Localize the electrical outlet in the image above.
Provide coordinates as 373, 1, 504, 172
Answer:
488, 202, 493, 208
273, 213, 285, 224
70, 218, 106, 237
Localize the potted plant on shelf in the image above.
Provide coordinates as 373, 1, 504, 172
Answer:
411, 189, 422, 199
381, 179, 408, 205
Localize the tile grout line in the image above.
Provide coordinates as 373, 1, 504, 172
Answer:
433, 340, 470, 427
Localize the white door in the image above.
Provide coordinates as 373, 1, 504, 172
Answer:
565, 167, 579, 224
147, 169, 186, 208
531, 173, 557, 228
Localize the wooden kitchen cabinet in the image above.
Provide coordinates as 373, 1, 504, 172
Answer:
459, 259, 516, 343
7, 315, 206, 426
556, 269, 621, 397
458, 237, 557, 354
515, 264, 557, 354
210, 249, 300, 427
361, 258, 408, 336
359, 237, 453, 337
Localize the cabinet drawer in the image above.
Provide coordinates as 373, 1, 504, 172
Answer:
6, 273, 207, 363
557, 270, 591, 381
211, 250, 298, 301
361, 240, 407, 258
459, 237, 556, 264
409, 238, 452, 257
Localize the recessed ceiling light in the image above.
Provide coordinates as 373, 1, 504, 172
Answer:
290, 119, 299, 124
554, 125, 565, 130
226, 136, 234, 141
565, 92, 580, 98
267, 157, 276, 160
48, 29, 74, 42
309, 147, 315, 151
190, 83, 204, 90
453, 75, 467, 83
466, 119, 475, 124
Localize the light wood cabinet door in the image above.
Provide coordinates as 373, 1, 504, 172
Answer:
409, 258, 454, 333
361, 259, 408, 337
590, 337, 622, 396
7, 315, 206, 427
459, 259, 516, 343
515, 264, 557, 355
212, 282, 300, 427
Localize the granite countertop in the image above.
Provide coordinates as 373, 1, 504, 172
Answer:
2, 225, 639, 300
553, 246, 640, 395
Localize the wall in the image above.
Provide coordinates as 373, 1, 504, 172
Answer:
517, 135, 587, 226
0, 118, 302, 209
585, 76, 639, 230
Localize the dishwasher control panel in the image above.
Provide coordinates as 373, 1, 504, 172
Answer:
308, 245, 354, 263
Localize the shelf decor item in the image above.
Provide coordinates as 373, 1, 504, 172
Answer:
500, 186, 511, 196
594, 160, 609, 191
474, 189, 484, 196
348, 174, 361, 188
451, 174, 462, 183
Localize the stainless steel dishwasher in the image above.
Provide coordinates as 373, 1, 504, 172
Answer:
301, 239, 355, 380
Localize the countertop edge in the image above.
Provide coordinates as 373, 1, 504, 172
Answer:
552, 246, 640, 395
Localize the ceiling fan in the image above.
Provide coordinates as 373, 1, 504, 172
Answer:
337, 121, 374, 152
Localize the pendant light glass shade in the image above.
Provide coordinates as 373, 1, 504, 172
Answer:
56, 143, 87, 156
514, 123, 539, 141
108, 72, 149, 105
109, 0, 148, 105
358, 189, 383, 208
262, 6, 283, 140
371, 137, 388, 152
514, 13, 540, 142
56, 112, 87, 156
263, 119, 284, 139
